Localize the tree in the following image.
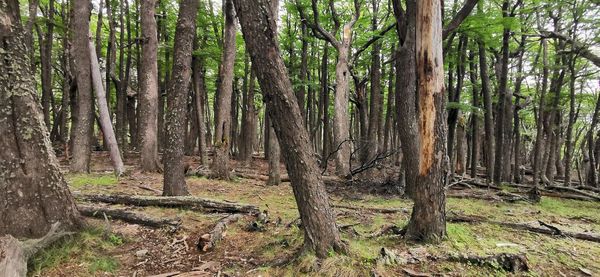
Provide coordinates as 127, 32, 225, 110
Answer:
211, 0, 237, 180
403, 0, 448, 241
70, 0, 94, 173
163, 0, 199, 196
139, 0, 162, 172
0, 0, 81, 238
233, 0, 346, 257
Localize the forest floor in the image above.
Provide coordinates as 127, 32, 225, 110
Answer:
30, 152, 600, 277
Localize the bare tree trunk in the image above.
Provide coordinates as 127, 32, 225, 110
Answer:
320, 45, 330, 166
0, 0, 82, 238
239, 66, 257, 163
234, 0, 346, 257
468, 49, 479, 178
89, 38, 126, 176
366, 0, 382, 163
447, 35, 468, 174
333, 42, 352, 177
39, 0, 55, 130
267, 113, 281, 186
404, 0, 448, 241
193, 36, 209, 165
70, 0, 94, 173
533, 39, 549, 190
478, 41, 494, 184
139, 0, 161, 172
211, 0, 236, 180
163, 0, 199, 196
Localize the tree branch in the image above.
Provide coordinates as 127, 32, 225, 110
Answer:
442, 0, 479, 40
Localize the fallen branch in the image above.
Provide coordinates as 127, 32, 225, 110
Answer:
545, 185, 600, 201
76, 193, 259, 214
197, 214, 243, 251
333, 204, 408, 214
1, 223, 73, 277
448, 214, 600, 243
368, 224, 405, 238
78, 205, 181, 229
137, 185, 162, 194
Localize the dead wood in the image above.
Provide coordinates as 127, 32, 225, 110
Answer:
78, 205, 181, 229
448, 214, 600, 243
0, 223, 73, 277
76, 193, 259, 214
333, 204, 408, 214
447, 253, 529, 273
197, 214, 243, 252
368, 224, 405, 238
137, 185, 162, 194
575, 185, 600, 194
545, 185, 600, 201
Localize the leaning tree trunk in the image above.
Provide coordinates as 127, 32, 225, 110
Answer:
70, 0, 94, 173
0, 0, 81, 238
234, 0, 346, 258
89, 38, 126, 176
404, 0, 448, 241
163, 0, 199, 196
211, 0, 237, 180
139, 0, 162, 172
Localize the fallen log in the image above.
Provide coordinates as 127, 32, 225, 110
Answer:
197, 214, 243, 251
78, 205, 181, 229
545, 185, 600, 201
448, 214, 600, 243
1, 223, 73, 277
575, 185, 600, 194
333, 204, 409, 214
76, 193, 259, 214
447, 253, 529, 273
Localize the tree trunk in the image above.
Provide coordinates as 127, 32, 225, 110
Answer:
468, 49, 479, 178
267, 113, 281, 186
366, 0, 382, 163
193, 36, 209, 165
163, 0, 199, 196
89, 38, 126, 176
211, 0, 236, 180
333, 42, 352, 177
239, 66, 257, 163
447, 35, 468, 174
70, 0, 94, 173
234, 0, 346, 257
40, 0, 55, 131
139, 0, 162, 172
116, 0, 127, 147
494, 0, 512, 184
478, 40, 494, 184
320, 45, 330, 166
533, 39, 549, 189
0, 0, 81, 238
404, 0, 447, 242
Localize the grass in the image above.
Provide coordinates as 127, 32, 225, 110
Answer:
29, 226, 122, 276
66, 173, 118, 188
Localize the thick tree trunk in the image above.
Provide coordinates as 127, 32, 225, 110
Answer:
234, 0, 346, 257
89, 39, 126, 176
404, 0, 448, 242
0, 0, 81, 238
139, 0, 161, 172
333, 42, 352, 177
70, 0, 94, 173
211, 0, 236, 180
163, 0, 199, 196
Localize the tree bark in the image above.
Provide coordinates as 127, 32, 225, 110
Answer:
366, 0, 382, 164
468, 49, 479, 178
89, 38, 126, 176
163, 0, 199, 196
404, 0, 448, 242
193, 36, 209, 165
0, 0, 81, 238
478, 40, 494, 184
40, 0, 55, 131
267, 113, 281, 186
533, 39, 549, 190
70, 0, 94, 173
211, 0, 236, 180
234, 0, 346, 257
139, 0, 162, 172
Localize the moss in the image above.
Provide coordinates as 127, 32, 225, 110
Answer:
29, 226, 122, 276
66, 173, 118, 188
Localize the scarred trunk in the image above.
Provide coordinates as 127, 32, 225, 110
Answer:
234, 0, 346, 257
139, 0, 161, 172
0, 0, 82, 238
333, 41, 352, 177
404, 0, 448, 241
163, 0, 198, 196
